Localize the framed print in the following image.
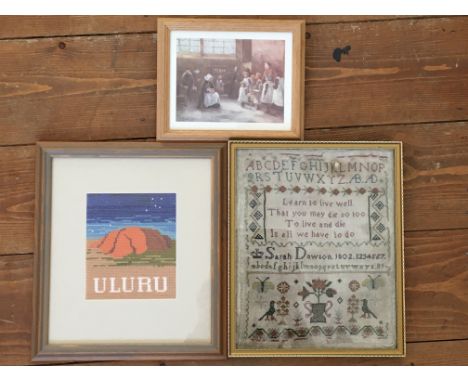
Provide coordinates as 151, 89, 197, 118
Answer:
157, 18, 305, 141
229, 141, 405, 357
33, 142, 226, 361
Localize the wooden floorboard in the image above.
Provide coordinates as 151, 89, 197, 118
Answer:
8, 340, 468, 365
91, 339, 468, 365
304, 17, 468, 128
0, 15, 466, 365
1, 17, 468, 146
0, 34, 157, 145
0, 16, 429, 40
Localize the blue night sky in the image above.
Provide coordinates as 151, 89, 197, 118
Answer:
86, 193, 176, 240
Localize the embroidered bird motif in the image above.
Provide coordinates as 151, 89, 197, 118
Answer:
361, 299, 377, 319
258, 300, 276, 321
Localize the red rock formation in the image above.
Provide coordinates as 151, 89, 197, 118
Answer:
93, 227, 171, 258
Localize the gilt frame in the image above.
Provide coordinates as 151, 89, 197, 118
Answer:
229, 141, 405, 357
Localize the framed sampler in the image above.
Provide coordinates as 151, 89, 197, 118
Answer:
32, 142, 226, 361
229, 141, 405, 357
156, 18, 305, 141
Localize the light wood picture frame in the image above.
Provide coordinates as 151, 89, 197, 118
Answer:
157, 18, 305, 141
229, 141, 405, 357
32, 142, 226, 362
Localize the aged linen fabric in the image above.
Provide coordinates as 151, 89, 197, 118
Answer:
235, 147, 397, 350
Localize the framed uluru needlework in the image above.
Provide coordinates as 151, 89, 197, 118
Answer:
156, 18, 305, 141
229, 141, 405, 357
33, 142, 226, 361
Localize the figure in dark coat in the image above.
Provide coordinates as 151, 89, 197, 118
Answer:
180, 69, 194, 106
229, 65, 241, 99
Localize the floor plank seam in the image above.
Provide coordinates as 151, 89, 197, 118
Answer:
0, 15, 450, 42
304, 119, 468, 132
0, 30, 157, 42
2, 117, 468, 149
0, 252, 34, 258
408, 338, 468, 344
0, 137, 156, 149
305, 15, 447, 26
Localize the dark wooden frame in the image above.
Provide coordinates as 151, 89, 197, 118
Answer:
32, 142, 227, 362
156, 18, 305, 141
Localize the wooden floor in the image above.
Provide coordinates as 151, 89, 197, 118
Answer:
0, 15, 467, 365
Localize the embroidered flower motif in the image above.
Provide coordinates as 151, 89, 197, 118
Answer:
311, 279, 327, 290
310, 327, 320, 336
278, 185, 287, 193
306, 187, 314, 193
336, 326, 347, 335
319, 187, 327, 194
345, 188, 353, 195
276, 281, 290, 294
293, 314, 302, 326
296, 327, 308, 337
264, 185, 272, 193
276, 295, 290, 315
359, 187, 366, 194
302, 279, 334, 303
323, 326, 334, 337
293, 185, 301, 193
347, 294, 360, 323
284, 328, 295, 339
332, 189, 340, 195
376, 325, 385, 337
249, 328, 266, 342
251, 185, 258, 193
362, 326, 374, 338
268, 328, 280, 339
348, 280, 360, 292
